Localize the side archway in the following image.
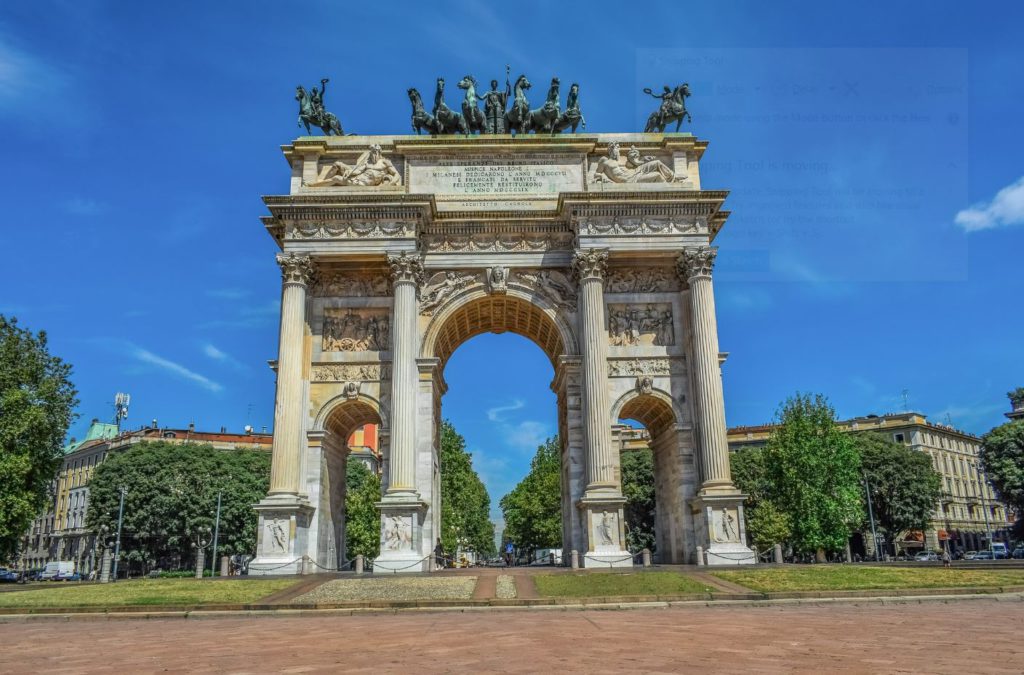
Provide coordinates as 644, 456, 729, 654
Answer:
613, 389, 692, 563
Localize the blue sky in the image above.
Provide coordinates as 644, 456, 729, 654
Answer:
3, 2, 1024, 525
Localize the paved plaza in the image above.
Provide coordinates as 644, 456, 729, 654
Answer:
3, 599, 1022, 673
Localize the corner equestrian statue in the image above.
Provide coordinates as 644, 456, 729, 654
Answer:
643, 83, 692, 133
296, 78, 345, 135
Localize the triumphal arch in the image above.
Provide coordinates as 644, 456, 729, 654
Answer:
249, 131, 754, 574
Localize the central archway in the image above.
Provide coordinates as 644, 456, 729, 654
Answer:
420, 287, 582, 563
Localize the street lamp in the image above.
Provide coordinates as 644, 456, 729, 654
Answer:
111, 486, 127, 582
862, 472, 880, 562
191, 526, 213, 579
976, 473, 997, 558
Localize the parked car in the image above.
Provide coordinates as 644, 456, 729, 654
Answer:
974, 550, 995, 560
914, 551, 939, 562
1012, 547, 1024, 560
963, 551, 979, 560
39, 561, 75, 581
991, 543, 1009, 559
0, 568, 20, 583
55, 571, 81, 581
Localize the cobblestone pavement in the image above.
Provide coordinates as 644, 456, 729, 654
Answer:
3, 600, 1022, 673
295, 576, 477, 603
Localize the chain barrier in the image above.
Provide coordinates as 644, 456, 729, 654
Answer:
372, 554, 434, 574
582, 553, 637, 567
248, 557, 303, 572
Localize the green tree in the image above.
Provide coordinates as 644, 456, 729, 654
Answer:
979, 418, 1024, 538
731, 448, 791, 551
621, 448, 656, 552
746, 500, 792, 553
0, 316, 78, 561
87, 442, 270, 571
344, 460, 381, 559
763, 393, 863, 558
440, 421, 495, 557
854, 432, 943, 540
500, 436, 561, 553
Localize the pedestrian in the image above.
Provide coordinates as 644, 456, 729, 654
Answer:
942, 548, 951, 568
504, 541, 515, 567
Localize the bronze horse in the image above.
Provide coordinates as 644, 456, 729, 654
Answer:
432, 77, 468, 135
296, 84, 344, 135
408, 88, 438, 135
643, 83, 692, 133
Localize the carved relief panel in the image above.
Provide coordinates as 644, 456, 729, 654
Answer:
314, 271, 391, 297
382, 514, 414, 551
604, 268, 680, 294
607, 304, 675, 346
322, 309, 390, 351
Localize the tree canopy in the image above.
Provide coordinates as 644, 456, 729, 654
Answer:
345, 460, 381, 559
762, 393, 863, 556
731, 448, 791, 552
86, 441, 269, 570
980, 419, 1024, 538
0, 316, 78, 561
440, 421, 495, 557
853, 431, 943, 538
500, 436, 561, 552
621, 448, 656, 552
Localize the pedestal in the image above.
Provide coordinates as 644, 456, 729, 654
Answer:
578, 496, 633, 568
372, 497, 428, 574
691, 492, 755, 566
248, 495, 314, 576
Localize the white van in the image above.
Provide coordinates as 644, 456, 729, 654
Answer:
39, 561, 75, 580
991, 542, 1008, 559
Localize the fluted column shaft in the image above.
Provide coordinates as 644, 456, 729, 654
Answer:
386, 253, 423, 495
269, 253, 316, 495
678, 247, 732, 490
573, 249, 616, 490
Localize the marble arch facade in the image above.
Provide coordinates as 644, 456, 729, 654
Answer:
249, 133, 754, 574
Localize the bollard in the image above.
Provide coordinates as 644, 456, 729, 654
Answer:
355, 554, 364, 574
301, 555, 311, 575
696, 545, 705, 566
549, 551, 556, 566
773, 543, 783, 564
100, 549, 112, 583
195, 549, 205, 579
570, 549, 579, 570
641, 548, 651, 567
220, 555, 230, 577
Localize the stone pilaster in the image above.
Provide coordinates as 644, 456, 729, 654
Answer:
572, 249, 630, 568
269, 252, 316, 495
677, 247, 732, 492
677, 246, 754, 565
374, 252, 428, 574
250, 252, 317, 576
572, 249, 616, 492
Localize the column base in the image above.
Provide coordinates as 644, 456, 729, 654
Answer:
691, 491, 755, 566
248, 494, 314, 576
578, 495, 634, 568
373, 495, 429, 574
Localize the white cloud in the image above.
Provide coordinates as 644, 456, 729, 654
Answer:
504, 420, 549, 453
486, 399, 524, 422
131, 346, 223, 393
955, 176, 1024, 232
202, 342, 248, 372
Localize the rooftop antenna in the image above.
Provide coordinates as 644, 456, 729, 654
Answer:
113, 392, 131, 432
945, 413, 954, 427
900, 389, 910, 412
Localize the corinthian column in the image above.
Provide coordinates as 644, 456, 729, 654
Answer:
386, 252, 424, 496
677, 246, 733, 492
572, 249, 616, 491
269, 252, 316, 495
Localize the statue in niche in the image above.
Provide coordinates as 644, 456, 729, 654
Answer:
597, 511, 616, 546
383, 516, 412, 550
714, 509, 738, 543
592, 142, 678, 184
266, 519, 288, 553
642, 83, 692, 133
323, 311, 389, 351
306, 144, 401, 187
296, 78, 345, 136
420, 271, 476, 314
343, 381, 361, 400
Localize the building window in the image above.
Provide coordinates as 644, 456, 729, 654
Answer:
893, 433, 905, 444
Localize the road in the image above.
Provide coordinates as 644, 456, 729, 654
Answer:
2, 599, 1022, 673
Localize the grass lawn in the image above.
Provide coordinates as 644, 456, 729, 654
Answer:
534, 571, 709, 597
0, 578, 299, 609
712, 566, 1024, 593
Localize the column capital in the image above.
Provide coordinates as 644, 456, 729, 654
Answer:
571, 248, 609, 282
276, 252, 317, 286
677, 246, 718, 281
387, 251, 425, 285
